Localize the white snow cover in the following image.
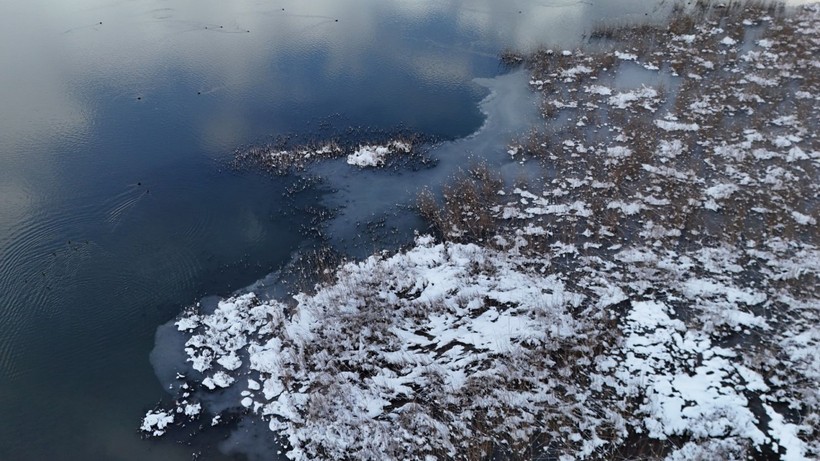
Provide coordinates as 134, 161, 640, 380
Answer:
615, 301, 766, 443
614, 51, 638, 61
721, 36, 738, 46
346, 145, 390, 167
585, 84, 612, 96
705, 183, 739, 200
183, 403, 202, 416
346, 141, 412, 168
143, 5, 820, 460
791, 211, 816, 225
561, 64, 593, 80
655, 119, 700, 131
608, 86, 658, 110
141, 410, 174, 436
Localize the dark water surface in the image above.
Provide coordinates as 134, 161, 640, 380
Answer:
0, 0, 666, 459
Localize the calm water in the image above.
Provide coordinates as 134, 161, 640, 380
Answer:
0, 0, 666, 459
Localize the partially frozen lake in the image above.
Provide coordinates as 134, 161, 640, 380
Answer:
0, 0, 675, 459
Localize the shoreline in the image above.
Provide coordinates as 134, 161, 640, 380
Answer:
143, 2, 819, 460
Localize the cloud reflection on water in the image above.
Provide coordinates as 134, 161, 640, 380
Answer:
1, 0, 673, 154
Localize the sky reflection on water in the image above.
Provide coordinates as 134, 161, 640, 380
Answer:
0, 0, 668, 459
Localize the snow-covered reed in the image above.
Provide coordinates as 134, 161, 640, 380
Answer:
143, 2, 819, 460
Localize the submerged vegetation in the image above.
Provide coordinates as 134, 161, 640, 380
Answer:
144, 2, 818, 460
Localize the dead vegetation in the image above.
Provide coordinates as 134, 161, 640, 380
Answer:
415, 1, 819, 459
145, 2, 819, 460
417, 164, 504, 244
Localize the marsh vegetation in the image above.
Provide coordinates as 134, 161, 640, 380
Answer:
144, 2, 818, 460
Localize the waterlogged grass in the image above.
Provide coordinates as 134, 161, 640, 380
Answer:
144, 3, 818, 460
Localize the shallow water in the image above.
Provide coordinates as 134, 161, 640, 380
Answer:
0, 0, 669, 459
309, 69, 542, 258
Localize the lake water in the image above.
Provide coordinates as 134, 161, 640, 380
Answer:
0, 0, 667, 459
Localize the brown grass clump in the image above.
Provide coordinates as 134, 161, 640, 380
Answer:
417, 163, 503, 244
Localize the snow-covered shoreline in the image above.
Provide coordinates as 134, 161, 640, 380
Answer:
144, 3, 819, 460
